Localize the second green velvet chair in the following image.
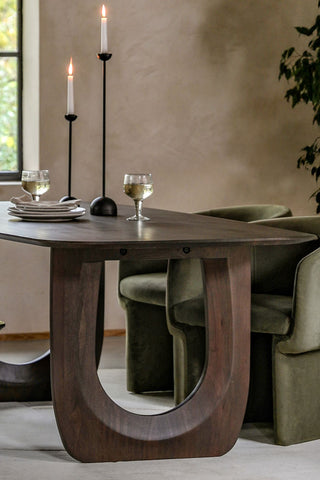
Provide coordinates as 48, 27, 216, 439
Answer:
118, 204, 292, 396
166, 216, 320, 445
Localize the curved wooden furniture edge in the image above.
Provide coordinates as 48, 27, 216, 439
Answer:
50, 247, 250, 462
0, 351, 51, 401
0, 265, 105, 402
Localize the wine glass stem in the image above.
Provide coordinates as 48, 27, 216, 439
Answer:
134, 200, 143, 219
32, 195, 40, 202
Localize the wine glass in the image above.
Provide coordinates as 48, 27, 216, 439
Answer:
123, 173, 153, 221
21, 170, 50, 202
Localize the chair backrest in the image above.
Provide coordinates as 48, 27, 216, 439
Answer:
167, 205, 295, 305
251, 216, 320, 295
252, 216, 320, 235
195, 204, 292, 222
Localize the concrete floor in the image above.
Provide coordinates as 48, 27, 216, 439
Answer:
0, 336, 319, 479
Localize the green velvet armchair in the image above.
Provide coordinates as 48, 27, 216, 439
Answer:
166, 216, 320, 446
118, 204, 292, 395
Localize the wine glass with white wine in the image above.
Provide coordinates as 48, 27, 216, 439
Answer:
21, 170, 50, 202
123, 173, 153, 221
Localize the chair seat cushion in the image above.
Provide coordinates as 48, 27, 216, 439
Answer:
119, 273, 167, 306
120, 272, 293, 335
172, 293, 292, 335
251, 293, 292, 335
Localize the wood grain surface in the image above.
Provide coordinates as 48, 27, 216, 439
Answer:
0, 202, 316, 250
50, 246, 250, 462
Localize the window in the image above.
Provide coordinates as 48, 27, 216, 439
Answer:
0, 0, 22, 180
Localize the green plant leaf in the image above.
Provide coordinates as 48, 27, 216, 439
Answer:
280, 8, 320, 213
281, 47, 295, 60
295, 25, 317, 36
278, 62, 292, 80
309, 36, 320, 50
313, 110, 320, 124
285, 87, 302, 107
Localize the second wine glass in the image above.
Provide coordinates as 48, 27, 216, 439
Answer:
123, 173, 153, 221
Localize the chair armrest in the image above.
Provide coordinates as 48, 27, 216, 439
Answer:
118, 259, 167, 306
278, 247, 320, 354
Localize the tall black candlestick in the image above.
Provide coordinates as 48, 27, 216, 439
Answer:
60, 113, 77, 202
90, 52, 117, 216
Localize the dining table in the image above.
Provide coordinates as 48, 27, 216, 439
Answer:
0, 201, 316, 463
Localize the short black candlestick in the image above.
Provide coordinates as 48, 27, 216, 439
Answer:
60, 113, 77, 202
90, 52, 117, 216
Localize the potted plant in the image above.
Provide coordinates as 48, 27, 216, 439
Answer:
279, 1, 320, 212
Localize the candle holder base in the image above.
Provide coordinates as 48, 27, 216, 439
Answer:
65, 114, 78, 122
60, 195, 77, 203
90, 196, 117, 216
97, 53, 112, 61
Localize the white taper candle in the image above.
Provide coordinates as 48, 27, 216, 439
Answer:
101, 5, 108, 53
67, 58, 74, 115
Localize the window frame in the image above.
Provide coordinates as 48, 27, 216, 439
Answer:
0, 0, 23, 181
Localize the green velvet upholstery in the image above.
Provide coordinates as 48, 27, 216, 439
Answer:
118, 204, 292, 397
251, 294, 292, 334
167, 216, 320, 446
120, 273, 167, 306
118, 259, 173, 393
170, 293, 292, 334
196, 204, 292, 222
121, 298, 173, 393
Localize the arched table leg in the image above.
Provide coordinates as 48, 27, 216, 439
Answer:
0, 263, 105, 402
50, 246, 251, 463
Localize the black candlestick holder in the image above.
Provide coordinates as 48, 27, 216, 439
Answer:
60, 113, 78, 202
90, 52, 117, 216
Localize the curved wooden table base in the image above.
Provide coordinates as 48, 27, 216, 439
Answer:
51, 247, 251, 462
0, 265, 105, 402
0, 351, 51, 402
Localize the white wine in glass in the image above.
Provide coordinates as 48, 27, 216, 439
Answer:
123, 173, 153, 221
21, 170, 50, 202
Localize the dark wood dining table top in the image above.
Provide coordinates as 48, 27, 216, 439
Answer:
0, 202, 316, 249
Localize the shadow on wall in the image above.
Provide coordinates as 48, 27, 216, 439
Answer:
196, 0, 317, 206
200, 1, 285, 62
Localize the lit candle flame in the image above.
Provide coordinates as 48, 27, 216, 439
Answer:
68, 58, 73, 76
102, 4, 107, 18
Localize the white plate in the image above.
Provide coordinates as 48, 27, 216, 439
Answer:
8, 206, 86, 222
10, 199, 81, 211
11, 202, 78, 212
16, 205, 75, 212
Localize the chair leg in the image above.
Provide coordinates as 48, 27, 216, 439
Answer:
124, 299, 173, 393
173, 326, 205, 405
244, 333, 273, 423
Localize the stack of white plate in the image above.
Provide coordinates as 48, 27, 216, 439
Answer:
8, 200, 86, 222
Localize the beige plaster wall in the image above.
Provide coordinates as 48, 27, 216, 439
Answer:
0, 0, 319, 333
